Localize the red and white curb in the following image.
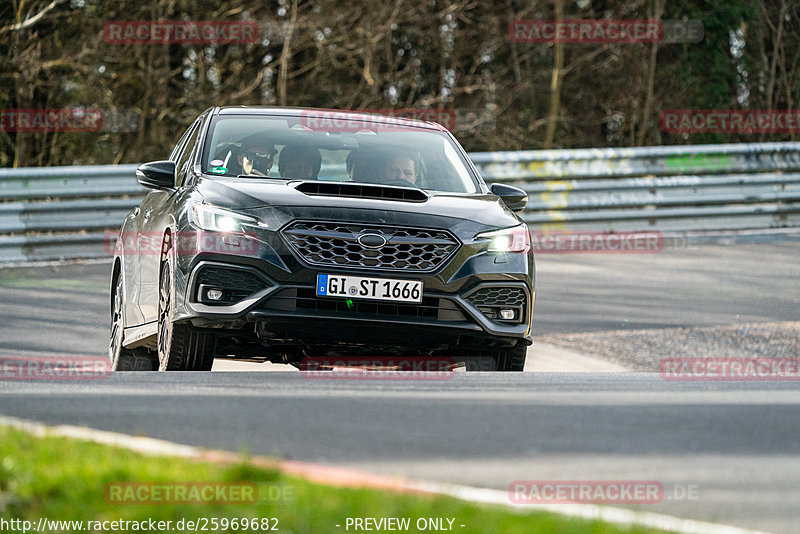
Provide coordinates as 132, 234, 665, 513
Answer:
0, 415, 765, 534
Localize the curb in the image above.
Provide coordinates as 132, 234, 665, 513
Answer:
0, 415, 765, 534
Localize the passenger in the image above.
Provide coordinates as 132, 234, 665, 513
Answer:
278, 143, 322, 180
346, 149, 371, 181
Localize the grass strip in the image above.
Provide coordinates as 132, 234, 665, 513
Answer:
0, 424, 667, 533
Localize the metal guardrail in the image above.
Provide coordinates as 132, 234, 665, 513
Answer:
1, 143, 800, 262
469, 142, 800, 178
0, 164, 143, 262
0, 164, 141, 200
471, 142, 800, 232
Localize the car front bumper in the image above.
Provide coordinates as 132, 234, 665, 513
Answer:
171, 221, 535, 349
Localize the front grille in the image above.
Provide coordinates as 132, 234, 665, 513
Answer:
281, 221, 460, 272
194, 265, 270, 304
466, 286, 527, 323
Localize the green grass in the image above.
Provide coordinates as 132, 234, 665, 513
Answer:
0, 424, 669, 533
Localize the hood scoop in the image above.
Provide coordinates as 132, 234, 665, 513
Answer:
294, 181, 429, 202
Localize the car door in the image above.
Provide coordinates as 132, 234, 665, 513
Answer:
137, 118, 204, 323
124, 121, 199, 326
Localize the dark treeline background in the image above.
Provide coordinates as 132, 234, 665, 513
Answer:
1, 0, 797, 167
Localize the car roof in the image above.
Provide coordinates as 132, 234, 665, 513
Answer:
213, 106, 449, 132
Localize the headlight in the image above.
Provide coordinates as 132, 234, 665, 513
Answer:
475, 224, 531, 253
190, 203, 265, 233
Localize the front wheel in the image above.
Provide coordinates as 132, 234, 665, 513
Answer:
463, 341, 528, 372
496, 341, 528, 372
157, 238, 215, 371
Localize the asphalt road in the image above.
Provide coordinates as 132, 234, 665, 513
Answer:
2, 373, 799, 533
1, 240, 799, 533
0, 240, 798, 357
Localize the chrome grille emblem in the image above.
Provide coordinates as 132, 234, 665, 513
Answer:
357, 233, 387, 249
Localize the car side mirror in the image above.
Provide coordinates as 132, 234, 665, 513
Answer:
137, 160, 176, 190
490, 183, 528, 212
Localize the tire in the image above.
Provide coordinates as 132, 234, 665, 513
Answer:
110, 269, 156, 371
496, 341, 528, 372
462, 341, 528, 372
464, 355, 498, 372
157, 235, 215, 371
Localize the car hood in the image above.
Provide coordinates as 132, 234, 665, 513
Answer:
196, 177, 521, 230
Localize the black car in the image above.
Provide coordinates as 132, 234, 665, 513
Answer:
109, 107, 534, 372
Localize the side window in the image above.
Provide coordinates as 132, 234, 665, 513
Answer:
169, 123, 195, 162
175, 122, 202, 187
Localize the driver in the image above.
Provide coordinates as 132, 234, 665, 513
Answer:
278, 143, 322, 180
237, 136, 277, 176
378, 153, 417, 186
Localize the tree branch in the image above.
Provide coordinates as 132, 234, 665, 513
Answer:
0, 0, 68, 33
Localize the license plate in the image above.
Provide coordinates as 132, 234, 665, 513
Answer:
316, 274, 423, 303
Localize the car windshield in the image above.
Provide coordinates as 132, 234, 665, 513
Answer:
201, 114, 479, 194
